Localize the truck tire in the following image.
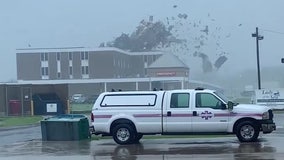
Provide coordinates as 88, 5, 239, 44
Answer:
112, 124, 136, 145
236, 121, 259, 142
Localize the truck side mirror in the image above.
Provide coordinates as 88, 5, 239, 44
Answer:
227, 101, 234, 110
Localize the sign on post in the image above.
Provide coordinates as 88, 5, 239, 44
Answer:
255, 88, 284, 109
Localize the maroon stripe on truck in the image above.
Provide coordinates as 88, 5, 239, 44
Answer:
94, 115, 112, 118
166, 114, 193, 117
133, 114, 161, 118
214, 113, 262, 117
214, 113, 230, 117
229, 113, 263, 117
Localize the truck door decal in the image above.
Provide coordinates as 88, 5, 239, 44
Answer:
200, 111, 214, 120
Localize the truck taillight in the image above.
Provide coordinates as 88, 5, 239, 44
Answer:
91, 113, 94, 122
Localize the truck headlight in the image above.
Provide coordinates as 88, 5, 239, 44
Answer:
262, 111, 269, 120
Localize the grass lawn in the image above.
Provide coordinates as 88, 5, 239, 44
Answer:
0, 116, 43, 127
70, 103, 93, 114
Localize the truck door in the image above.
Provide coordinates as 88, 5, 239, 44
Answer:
191, 92, 229, 132
163, 92, 192, 133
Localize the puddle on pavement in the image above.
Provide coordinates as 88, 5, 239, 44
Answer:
91, 139, 277, 160
0, 138, 278, 160
0, 140, 91, 156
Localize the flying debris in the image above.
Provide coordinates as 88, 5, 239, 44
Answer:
194, 52, 213, 73
166, 17, 170, 25
103, 17, 185, 52
177, 13, 188, 19
194, 45, 201, 49
173, 5, 178, 8
238, 23, 242, 26
200, 25, 209, 35
101, 12, 229, 73
214, 56, 228, 69
168, 25, 174, 31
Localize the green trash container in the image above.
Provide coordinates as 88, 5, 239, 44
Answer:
41, 114, 90, 141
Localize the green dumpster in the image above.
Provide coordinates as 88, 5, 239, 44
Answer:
41, 114, 90, 141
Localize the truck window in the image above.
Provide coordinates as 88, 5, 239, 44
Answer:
170, 93, 190, 108
196, 93, 223, 109
100, 94, 157, 107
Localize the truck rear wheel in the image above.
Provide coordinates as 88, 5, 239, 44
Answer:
236, 121, 259, 142
112, 124, 136, 145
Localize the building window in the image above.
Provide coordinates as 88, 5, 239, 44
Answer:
81, 51, 89, 60
41, 53, 48, 61
153, 55, 157, 61
41, 67, 48, 76
118, 60, 120, 68
57, 72, 61, 78
144, 55, 147, 63
56, 52, 61, 61
69, 66, 73, 75
81, 66, 89, 75
68, 52, 73, 60
123, 60, 125, 68
86, 66, 89, 74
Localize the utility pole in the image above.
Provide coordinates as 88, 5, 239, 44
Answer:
252, 27, 264, 90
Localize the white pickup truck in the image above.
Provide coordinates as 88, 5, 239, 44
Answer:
90, 88, 276, 145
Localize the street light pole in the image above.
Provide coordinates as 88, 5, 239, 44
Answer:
252, 27, 264, 90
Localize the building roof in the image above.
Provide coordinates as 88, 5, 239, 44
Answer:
147, 53, 189, 68
16, 47, 165, 56
1, 78, 223, 91
15, 77, 188, 84
16, 47, 131, 55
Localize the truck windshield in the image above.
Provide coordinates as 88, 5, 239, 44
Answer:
214, 91, 230, 103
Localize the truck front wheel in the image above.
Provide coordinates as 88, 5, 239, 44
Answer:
112, 124, 136, 145
236, 121, 259, 142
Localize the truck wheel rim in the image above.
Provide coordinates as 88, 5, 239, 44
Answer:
117, 128, 130, 142
240, 125, 255, 139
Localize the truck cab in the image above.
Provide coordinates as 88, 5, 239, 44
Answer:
162, 89, 230, 133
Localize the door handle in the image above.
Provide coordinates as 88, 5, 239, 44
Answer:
193, 111, 197, 116
167, 111, 172, 116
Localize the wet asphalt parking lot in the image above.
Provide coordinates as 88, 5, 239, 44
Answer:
0, 114, 284, 160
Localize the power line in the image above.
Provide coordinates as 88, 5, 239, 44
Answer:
259, 28, 284, 35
